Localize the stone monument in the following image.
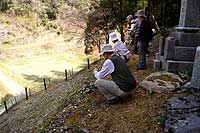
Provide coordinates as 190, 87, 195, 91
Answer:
184, 46, 200, 89
154, 0, 200, 72
191, 46, 200, 89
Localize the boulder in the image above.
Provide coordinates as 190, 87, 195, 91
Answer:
139, 72, 183, 93
165, 96, 200, 133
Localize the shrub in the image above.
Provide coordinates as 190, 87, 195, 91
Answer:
0, 0, 12, 12
46, 7, 57, 20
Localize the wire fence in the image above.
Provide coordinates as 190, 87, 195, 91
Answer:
0, 58, 91, 115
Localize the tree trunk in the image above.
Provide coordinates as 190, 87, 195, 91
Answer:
161, 0, 167, 27
119, 0, 124, 41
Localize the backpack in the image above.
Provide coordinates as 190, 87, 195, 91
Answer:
146, 22, 154, 43
140, 19, 154, 43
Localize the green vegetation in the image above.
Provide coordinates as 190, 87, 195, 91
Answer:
84, 0, 181, 54
0, 0, 12, 12
0, 51, 97, 96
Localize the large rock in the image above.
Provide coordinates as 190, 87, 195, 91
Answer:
139, 72, 183, 93
165, 96, 200, 133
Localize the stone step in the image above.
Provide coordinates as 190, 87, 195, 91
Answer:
174, 46, 196, 61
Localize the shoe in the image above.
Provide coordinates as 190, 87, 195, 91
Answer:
106, 96, 121, 105
136, 64, 146, 70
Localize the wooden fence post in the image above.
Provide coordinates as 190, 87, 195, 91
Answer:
48, 78, 50, 87
25, 87, 28, 100
71, 68, 73, 76
43, 78, 47, 90
29, 88, 31, 96
65, 69, 68, 81
87, 58, 90, 70
4, 101, 8, 113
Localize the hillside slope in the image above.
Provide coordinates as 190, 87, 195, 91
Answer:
0, 0, 95, 101
0, 70, 88, 132
0, 42, 191, 132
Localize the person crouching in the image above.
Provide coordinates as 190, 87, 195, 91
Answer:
94, 44, 136, 104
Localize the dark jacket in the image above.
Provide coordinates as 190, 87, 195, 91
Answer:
138, 18, 153, 43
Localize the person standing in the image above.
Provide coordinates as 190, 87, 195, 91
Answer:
126, 14, 141, 54
109, 32, 131, 62
94, 44, 136, 104
136, 10, 153, 70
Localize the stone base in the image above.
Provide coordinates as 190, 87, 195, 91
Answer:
155, 28, 200, 72
175, 32, 200, 47
165, 60, 194, 72
174, 46, 196, 61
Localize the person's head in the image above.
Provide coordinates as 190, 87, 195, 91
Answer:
109, 32, 118, 43
100, 44, 114, 60
126, 15, 133, 23
135, 10, 146, 21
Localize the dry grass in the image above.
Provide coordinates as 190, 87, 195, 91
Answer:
0, 38, 192, 132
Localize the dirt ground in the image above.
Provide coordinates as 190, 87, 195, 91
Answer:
44, 52, 191, 133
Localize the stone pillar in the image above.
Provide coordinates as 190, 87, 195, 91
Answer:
176, 0, 200, 31
184, 46, 200, 89
191, 46, 200, 89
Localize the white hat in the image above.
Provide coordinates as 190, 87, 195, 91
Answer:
126, 15, 133, 20
135, 10, 146, 17
100, 44, 114, 55
109, 32, 118, 41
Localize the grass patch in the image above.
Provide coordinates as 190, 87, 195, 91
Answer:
0, 53, 97, 93
1, 40, 11, 45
